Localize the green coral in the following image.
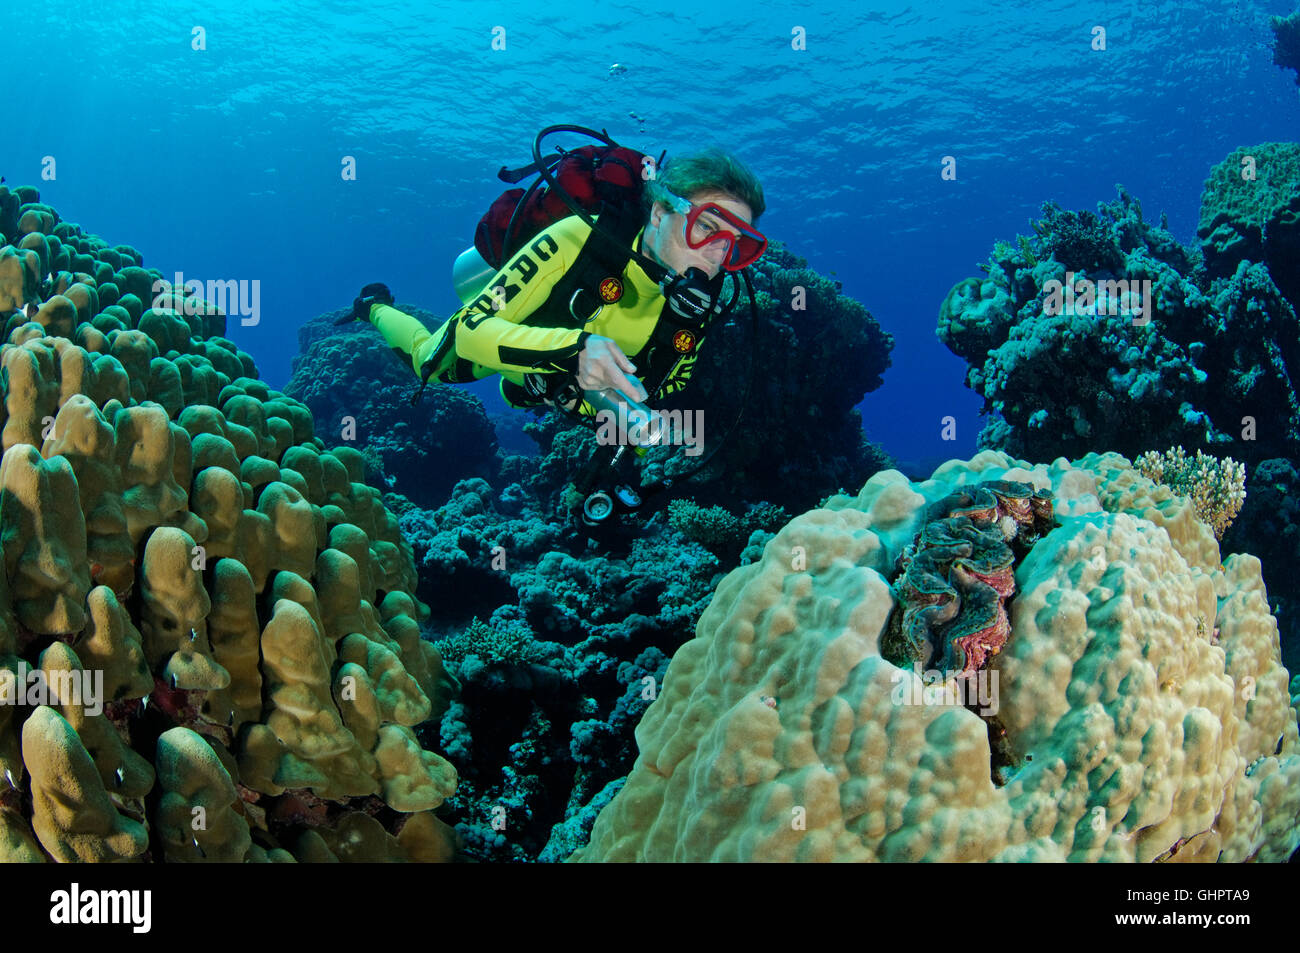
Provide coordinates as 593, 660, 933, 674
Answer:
1274, 11, 1300, 85
1196, 142, 1300, 277
666, 498, 789, 557
435, 616, 547, 667
1016, 234, 1038, 268
1134, 446, 1247, 540
984, 235, 1039, 272
1031, 200, 1126, 272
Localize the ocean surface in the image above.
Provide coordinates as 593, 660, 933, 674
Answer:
3, 0, 1297, 470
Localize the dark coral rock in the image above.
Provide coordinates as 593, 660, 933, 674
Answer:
941, 173, 1300, 471
285, 307, 503, 508
634, 239, 896, 519
1271, 10, 1300, 86
1221, 457, 1300, 666
1197, 142, 1300, 292
373, 428, 728, 862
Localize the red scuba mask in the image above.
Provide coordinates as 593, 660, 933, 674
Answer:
668, 194, 766, 271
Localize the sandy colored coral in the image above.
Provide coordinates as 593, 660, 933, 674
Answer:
0, 184, 456, 862
251, 598, 381, 799
573, 450, 1300, 862
1135, 445, 1247, 539
22, 706, 149, 862
38, 641, 154, 805
155, 727, 252, 862
0, 444, 91, 634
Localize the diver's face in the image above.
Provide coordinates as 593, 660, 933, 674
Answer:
645, 190, 755, 280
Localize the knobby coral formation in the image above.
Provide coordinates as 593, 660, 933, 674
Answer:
1135, 446, 1247, 540
572, 451, 1300, 862
0, 183, 458, 862
1197, 143, 1300, 307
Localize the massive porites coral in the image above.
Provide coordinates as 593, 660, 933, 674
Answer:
573, 451, 1300, 862
285, 308, 503, 509
0, 183, 459, 863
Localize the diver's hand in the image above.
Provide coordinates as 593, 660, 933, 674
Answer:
335, 282, 394, 325
576, 335, 648, 402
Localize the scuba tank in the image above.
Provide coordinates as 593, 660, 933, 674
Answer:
452, 246, 495, 306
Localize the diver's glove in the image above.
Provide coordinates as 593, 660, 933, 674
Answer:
335, 282, 394, 325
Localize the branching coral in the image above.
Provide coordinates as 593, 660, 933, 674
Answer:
435, 615, 549, 667
665, 498, 789, 560
1031, 201, 1126, 273
1134, 446, 1247, 540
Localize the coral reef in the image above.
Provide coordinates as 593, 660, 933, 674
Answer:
0, 183, 459, 862
395, 475, 722, 861
1271, 10, 1300, 86
572, 451, 1300, 862
278, 240, 896, 861
285, 308, 503, 508
941, 160, 1300, 463
1134, 446, 1247, 540
939, 149, 1300, 670
634, 239, 896, 517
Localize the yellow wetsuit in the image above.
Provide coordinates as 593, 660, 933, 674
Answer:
367, 213, 699, 419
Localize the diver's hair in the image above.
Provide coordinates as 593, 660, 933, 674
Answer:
643, 147, 766, 224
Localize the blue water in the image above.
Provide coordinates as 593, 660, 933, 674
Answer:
4, 0, 1296, 471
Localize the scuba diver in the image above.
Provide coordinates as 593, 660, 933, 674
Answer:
339, 126, 766, 525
